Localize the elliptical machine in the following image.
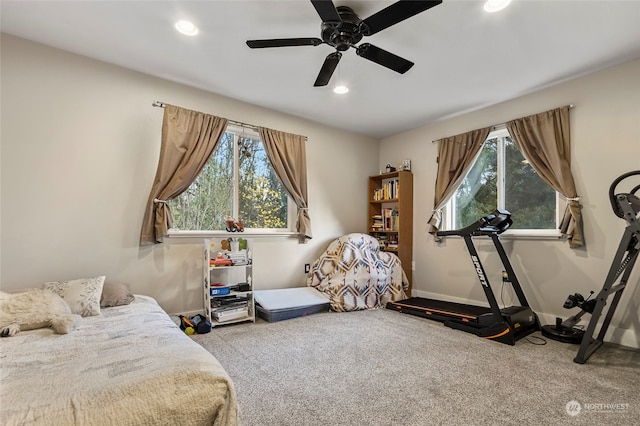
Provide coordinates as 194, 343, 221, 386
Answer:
543, 170, 640, 363
541, 291, 595, 343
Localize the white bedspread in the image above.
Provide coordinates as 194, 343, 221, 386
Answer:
0, 295, 240, 426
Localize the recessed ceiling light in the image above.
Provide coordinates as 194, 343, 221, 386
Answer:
484, 0, 511, 13
175, 20, 199, 36
333, 85, 349, 95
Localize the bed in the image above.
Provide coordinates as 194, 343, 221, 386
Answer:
0, 294, 240, 426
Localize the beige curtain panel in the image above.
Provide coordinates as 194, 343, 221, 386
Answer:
506, 106, 584, 248
140, 105, 228, 245
259, 127, 312, 242
428, 127, 491, 238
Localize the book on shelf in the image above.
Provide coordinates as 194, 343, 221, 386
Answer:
385, 233, 399, 250
371, 234, 397, 251
372, 234, 389, 247
372, 178, 400, 201
370, 209, 399, 231
372, 213, 384, 230
382, 208, 399, 231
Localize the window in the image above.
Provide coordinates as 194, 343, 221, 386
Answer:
444, 128, 559, 234
169, 125, 292, 232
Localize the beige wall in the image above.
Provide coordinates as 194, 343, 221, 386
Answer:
380, 58, 640, 348
0, 34, 378, 313
2, 33, 638, 348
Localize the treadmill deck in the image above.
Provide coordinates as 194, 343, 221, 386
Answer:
387, 297, 493, 322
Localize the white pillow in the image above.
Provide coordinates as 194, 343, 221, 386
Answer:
43, 276, 105, 317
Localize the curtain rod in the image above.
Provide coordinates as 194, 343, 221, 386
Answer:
431, 104, 575, 144
152, 100, 308, 140
152, 101, 259, 131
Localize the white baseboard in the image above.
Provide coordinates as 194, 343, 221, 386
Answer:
409, 289, 639, 349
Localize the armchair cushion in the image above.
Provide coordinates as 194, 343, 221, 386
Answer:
306, 233, 409, 311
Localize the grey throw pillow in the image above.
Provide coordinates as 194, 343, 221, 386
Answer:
100, 282, 135, 308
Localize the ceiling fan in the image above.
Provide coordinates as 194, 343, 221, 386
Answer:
246, 0, 442, 87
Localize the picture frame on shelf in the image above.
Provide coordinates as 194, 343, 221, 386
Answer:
399, 159, 411, 171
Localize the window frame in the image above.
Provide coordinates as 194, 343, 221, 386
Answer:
443, 127, 562, 239
167, 124, 296, 238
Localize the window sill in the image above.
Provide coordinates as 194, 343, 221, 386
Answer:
166, 229, 299, 239
500, 230, 563, 240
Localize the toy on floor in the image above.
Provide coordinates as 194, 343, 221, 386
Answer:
178, 315, 195, 335
179, 314, 211, 335
190, 314, 212, 334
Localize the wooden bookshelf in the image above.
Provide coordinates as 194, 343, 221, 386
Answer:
368, 170, 413, 295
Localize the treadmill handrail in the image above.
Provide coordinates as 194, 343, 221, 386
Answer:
436, 209, 512, 237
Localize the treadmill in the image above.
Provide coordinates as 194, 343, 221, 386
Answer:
386, 209, 540, 345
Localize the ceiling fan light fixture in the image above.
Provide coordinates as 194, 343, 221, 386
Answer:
175, 20, 199, 36
333, 85, 349, 94
483, 0, 511, 13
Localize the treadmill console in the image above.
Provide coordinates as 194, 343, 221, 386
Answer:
436, 209, 513, 237
475, 209, 513, 235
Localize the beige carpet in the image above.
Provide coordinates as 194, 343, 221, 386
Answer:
192, 308, 639, 426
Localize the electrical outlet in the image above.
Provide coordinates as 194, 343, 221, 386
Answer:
304, 263, 310, 273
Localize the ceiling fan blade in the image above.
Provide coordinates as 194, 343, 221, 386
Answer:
246, 38, 323, 49
356, 43, 414, 74
314, 52, 342, 87
310, 0, 341, 22
360, 0, 442, 36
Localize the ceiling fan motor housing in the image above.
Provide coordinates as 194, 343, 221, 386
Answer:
321, 6, 363, 51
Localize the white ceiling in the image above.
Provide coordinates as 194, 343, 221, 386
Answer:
2, 0, 640, 138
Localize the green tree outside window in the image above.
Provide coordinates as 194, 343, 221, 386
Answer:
452, 132, 556, 230
170, 129, 289, 231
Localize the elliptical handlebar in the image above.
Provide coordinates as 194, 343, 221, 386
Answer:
436, 209, 513, 237
608, 170, 640, 219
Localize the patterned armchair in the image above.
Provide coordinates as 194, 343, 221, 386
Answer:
306, 233, 409, 312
